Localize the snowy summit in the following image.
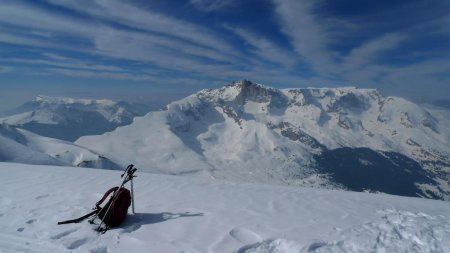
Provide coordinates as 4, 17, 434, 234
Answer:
77, 80, 450, 200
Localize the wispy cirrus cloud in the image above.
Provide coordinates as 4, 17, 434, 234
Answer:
225, 26, 297, 68
189, 0, 236, 11
0, 0, 242, 83
0, 0, 449, 104
0, 1, 96, 39
44, 68, 155, 82
272, 0, 333, 74
272, 0, 449, 84
342, 33, 407, 71
6, 53, 125, 73
272, 0, 408, 77
44, 0, 234, 53
91, 28, 234, 65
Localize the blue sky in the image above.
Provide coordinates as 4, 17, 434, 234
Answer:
0, 0, 449, 110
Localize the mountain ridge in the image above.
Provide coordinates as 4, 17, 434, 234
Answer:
0, 123, 122, 169
0, 96, 152, 141
76, 80, 450, 199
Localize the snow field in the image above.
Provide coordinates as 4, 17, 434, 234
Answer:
0, 125, 121, 169
76, 82, 450, 199
0, 163, 449, 253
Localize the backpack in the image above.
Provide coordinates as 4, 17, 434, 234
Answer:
58, 164, 137, 233
96, 186, 132, 227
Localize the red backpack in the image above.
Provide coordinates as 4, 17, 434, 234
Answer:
58, 164, 137, 233
96, 187, 132, 227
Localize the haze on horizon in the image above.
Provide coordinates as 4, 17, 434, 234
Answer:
0, 0, 449, 111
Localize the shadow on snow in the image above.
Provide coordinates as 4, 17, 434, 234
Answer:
119, 212, 204, 233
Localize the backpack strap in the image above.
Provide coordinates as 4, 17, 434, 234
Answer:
96, 187, 119, 209
57, 209, 99, 225
57, 186, 125, 226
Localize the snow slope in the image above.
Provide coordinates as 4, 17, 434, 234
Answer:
0, 124, 121, 169
77, 80, 450, 199
0, 163, 449, 253
0, 96, 151, 141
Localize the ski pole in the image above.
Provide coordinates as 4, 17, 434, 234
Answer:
131, 175, 135, 214
97, 166, 137, 233
89, 165, 133, 225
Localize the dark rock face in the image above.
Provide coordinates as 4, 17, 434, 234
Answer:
234, 80, 288, 108
421, 111, 439, 133
315, 147, 439, 198
274, 122, 325, 151
328, 93, 370, 113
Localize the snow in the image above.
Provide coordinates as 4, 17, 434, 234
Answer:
0, 124, 121, 169
76, 81, 450, 198
34, 95, 117, 107
0, 95, 151, 141
0, 134, 63, 166
0, 163, 449, 253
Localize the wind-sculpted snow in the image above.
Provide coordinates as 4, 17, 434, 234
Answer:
77, 80, 450, 199
308, 209, 450, 252
0, 96, 152, 141
0, 124, 121, 169
0, 125, 63, 166
0, 163, 449, 252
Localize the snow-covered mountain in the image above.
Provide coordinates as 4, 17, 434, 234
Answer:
0, 124, 121, 169
0, 96, 152, 141
77, 80, 450, 200
0, 163, 449, 252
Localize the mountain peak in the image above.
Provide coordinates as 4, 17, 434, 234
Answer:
234, 80, 283, 104
77, 80, 450, 200
197, 80, 285, 106
33, 95, 116, 106
228, 79, 266, 89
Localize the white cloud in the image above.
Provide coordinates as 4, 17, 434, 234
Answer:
0, 2, 96, 38
225, 26, 297, 67
343, 33, 406, 70
0, 31, 50, 48
6, 56, 125, 73
272, 0, 333, 74
1, 0, 448, 101
385, 59, 450, 81
92, 27, 233, 64
389, 61, 450, 101
0, 0, 244, 82
91, 28, 235, 74
44, 68, 156, 81
0, 0, 336, 86
271, 0, 436, 92
190, 0, 236, 11
45, 0, 235, 53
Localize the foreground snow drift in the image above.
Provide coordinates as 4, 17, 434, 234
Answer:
0, 163, 449, 253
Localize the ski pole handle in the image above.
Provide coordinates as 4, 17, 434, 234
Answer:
122, 164, 134, 177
